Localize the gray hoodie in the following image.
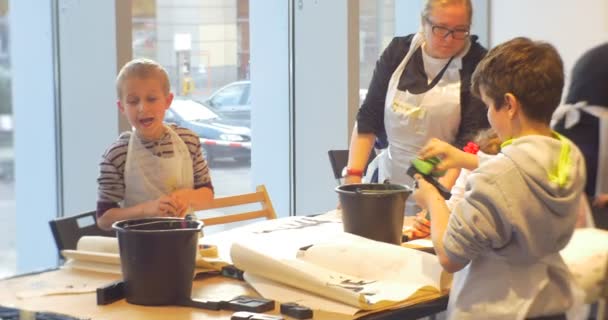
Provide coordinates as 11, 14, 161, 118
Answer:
443, 133, 586, 318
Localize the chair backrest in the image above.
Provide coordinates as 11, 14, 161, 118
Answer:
327, 149, 377, 185
198, 185, 277, 226
49, 210, 115, 252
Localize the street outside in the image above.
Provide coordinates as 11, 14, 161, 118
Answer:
0, 179, 15, 278
0, 158, 252, 279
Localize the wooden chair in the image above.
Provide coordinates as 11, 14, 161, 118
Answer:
327, 149, 377, 185
198, 185, 277, 226
49, 210, 115, 252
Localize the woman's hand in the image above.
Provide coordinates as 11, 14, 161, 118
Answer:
408, 210, 431, 240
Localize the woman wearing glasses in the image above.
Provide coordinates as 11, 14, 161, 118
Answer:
344, 0, 489, 214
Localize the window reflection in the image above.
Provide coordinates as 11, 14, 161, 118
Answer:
131, 1, 253, 229
359, 0, 395, 103
0, 0, 15, 278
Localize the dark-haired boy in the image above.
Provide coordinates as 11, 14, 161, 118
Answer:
414, 37, 586, 319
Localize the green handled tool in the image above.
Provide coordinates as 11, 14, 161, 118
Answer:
407, 157, 452, 200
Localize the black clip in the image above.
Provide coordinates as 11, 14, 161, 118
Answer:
96, 280, 125, 305
280, 302, 313, 319
222, 295, 275, 313
406, 165, 452, 200
221, 265, 245, 281
231, 311, 284, 320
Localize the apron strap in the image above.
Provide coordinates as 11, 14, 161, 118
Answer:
399, 47, 455, 94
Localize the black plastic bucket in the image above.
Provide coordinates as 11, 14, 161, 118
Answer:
113, 218, 203, 306
336, 183, 411, 245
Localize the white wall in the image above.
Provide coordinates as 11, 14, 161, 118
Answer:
490, 0, 608, 85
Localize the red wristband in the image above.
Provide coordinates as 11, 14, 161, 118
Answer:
341, 167, 364, 178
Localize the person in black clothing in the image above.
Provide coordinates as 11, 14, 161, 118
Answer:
344, 0, 489, 214
555, 43, 608, 197
554, 43, 608, 211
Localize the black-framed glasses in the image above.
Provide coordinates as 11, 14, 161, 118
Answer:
425, 17, 470, 40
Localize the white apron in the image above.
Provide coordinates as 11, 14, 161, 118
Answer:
375, 33, 466, 214
447, 253, 578, 320
123, 125, 194, 207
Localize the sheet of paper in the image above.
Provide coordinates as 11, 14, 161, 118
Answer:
403, 238, 434, 249
63, 236, 218, 275
15, 269, 120, 299
231, 231, 444, 310
62, 259, 122, 275
76, 236, 119, 253
245, 272, 360, 316
61, 249, 120, 265
201, 211, 344, 264
297, 232, 441, 285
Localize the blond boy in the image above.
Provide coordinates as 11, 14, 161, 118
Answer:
96, 58, 213, 230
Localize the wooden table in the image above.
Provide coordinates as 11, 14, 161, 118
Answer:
1, 212, 449, 319
0, 267, 447, 320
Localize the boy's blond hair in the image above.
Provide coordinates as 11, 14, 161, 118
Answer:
116, 58, 171, 98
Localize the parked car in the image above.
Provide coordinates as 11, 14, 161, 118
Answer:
201, 80, 250, 127
165, 98, 251, 165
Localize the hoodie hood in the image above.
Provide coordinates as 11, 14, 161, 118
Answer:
500, 133, 586, 218
489, 133, 587, 261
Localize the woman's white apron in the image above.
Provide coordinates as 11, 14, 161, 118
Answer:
374, 33, 465, 214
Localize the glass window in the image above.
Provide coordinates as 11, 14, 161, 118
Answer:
0, 0, 15, 278
132, 0, 253, 231
359, 0, 396, 104
170, 99, 219, 121
208, 82, 248, 107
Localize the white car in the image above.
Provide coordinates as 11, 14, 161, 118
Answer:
201, 80, 251, 127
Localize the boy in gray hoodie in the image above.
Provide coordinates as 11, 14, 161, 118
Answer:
413, 37, 586, 320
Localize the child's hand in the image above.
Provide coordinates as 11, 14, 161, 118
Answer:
142, 195, 180, 217
412, 174, 440, 210
170, 189, 193, 217
418, 138, 464, 172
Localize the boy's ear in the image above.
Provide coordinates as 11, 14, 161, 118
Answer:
117, 100, 125, 113
503, 93, 520, 118
165, 92, 174, 110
